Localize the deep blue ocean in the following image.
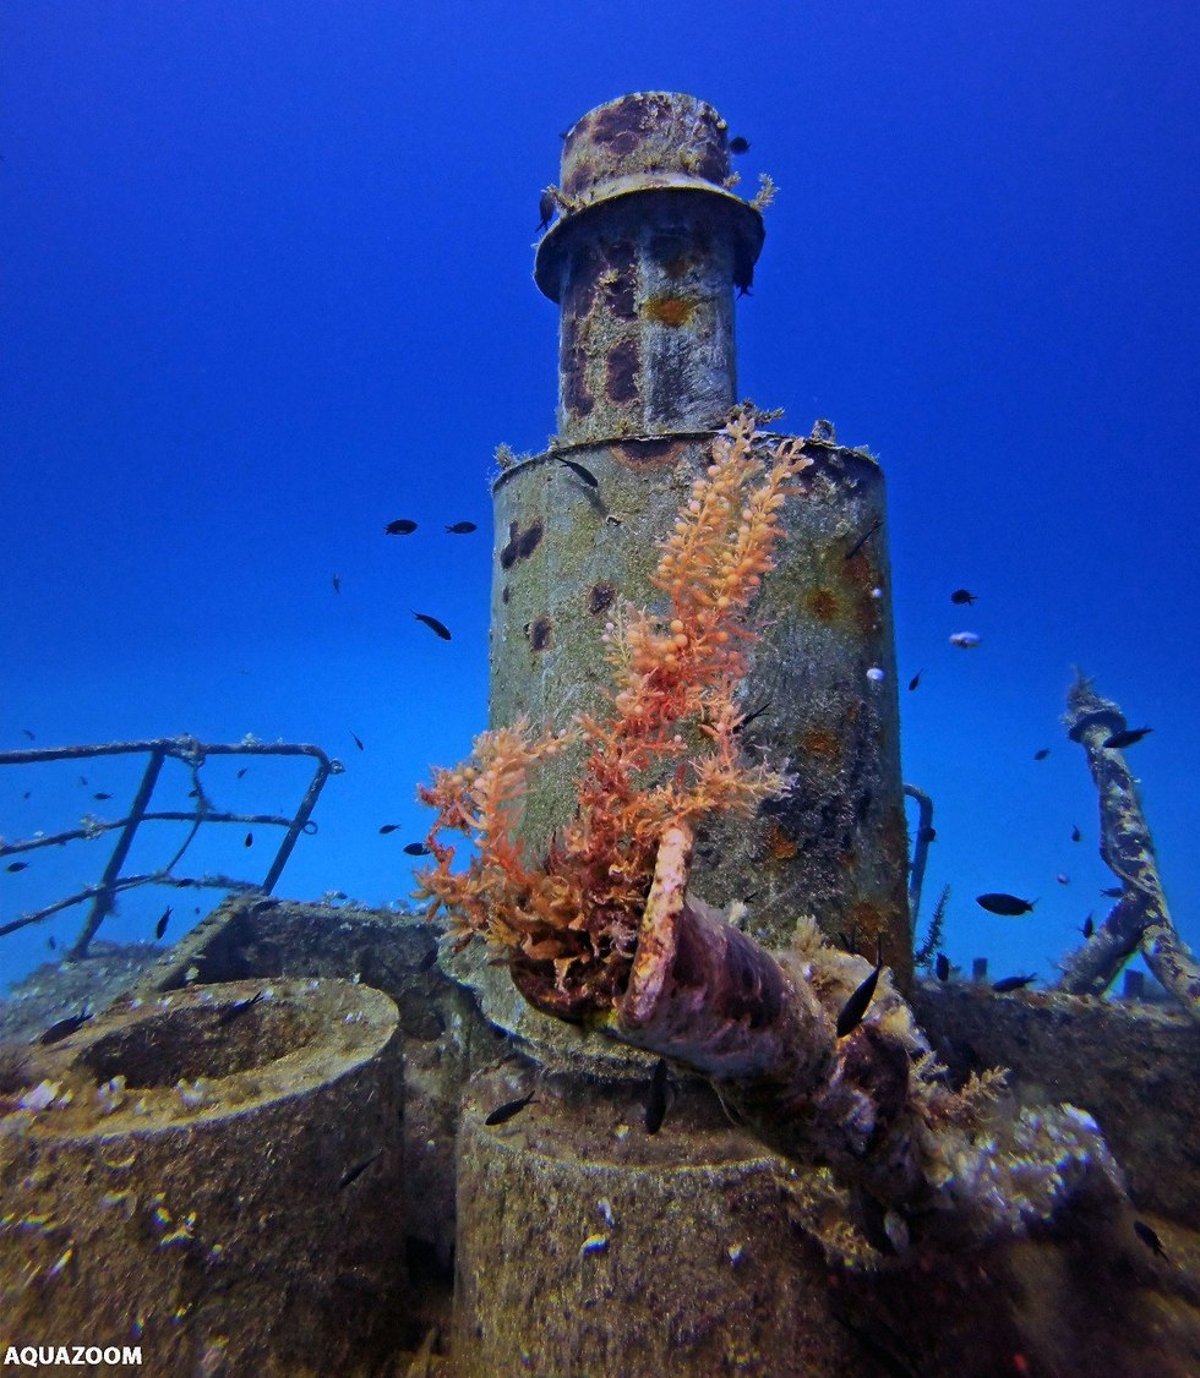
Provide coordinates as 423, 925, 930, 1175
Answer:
2, 1, 1197, 993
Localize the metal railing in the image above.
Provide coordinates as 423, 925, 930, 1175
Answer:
0, 735, 343, 958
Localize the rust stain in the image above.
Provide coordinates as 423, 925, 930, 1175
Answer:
846, 899, 887, 951
764, 821, 799, 862
805, 586, 841, 623
855, 592, 882, 636
499, 519, 544, 571
800, 725, 842, 763
517, 521, 544, 560
561, 340, 594, 419
588, 582, 616, 615
605, 339, 639, 404
592, 95, 650, 147
527, 617, 553, 652
644, 295, 694, 327
563, 158, 596, 200
605, 271, 637, 320
499, 522, 519, 571
610, 438, 682, 471
842, 547, 879, 594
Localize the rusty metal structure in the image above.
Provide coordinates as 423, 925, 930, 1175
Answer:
489, 92, 911, 982
0, 735, 341, 958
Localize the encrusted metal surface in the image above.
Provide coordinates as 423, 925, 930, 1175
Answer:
535, 92, 763, 444
489, 431, 910, 981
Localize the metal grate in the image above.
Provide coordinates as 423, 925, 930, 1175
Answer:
0, 735, 343, 958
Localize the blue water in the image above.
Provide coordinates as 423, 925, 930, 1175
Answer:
2, 1, 1198, 992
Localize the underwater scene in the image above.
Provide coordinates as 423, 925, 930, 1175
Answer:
2, 4, 1198, 1375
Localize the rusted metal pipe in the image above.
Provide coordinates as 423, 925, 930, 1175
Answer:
535, 92, 762, 443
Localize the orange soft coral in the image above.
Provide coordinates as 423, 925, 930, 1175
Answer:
415, 409, 812, 1015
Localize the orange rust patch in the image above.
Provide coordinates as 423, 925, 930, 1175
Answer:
610, 438, 683, 471
643, 295, 694, 327
764, 821, 799, 861
799, 725, 842, 762
805, 586, 841, 623
846, 899, 887, 948
842, 548, 879, 593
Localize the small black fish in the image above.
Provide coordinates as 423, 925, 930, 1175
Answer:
21, 728, 35, 740
79, 775, 88, 786
385, 518, 418, 535
445, 521, 477, 534
338, 1148, 384, 1190
379, 824, 401, 835
950, 588, 977, 605
728, 135, 750, 154
6, 861, 28, 873
1033, 748, 1050, 761
1134, 1219, 1169, 1261
47, 934, 57, 951
414, 611, 452, 640
976, 892, 1036, 916
645, 1057, 670, 1135
485, 1090, 535, 1126
733, 700, 772, 733
332, 573, 341, 594
22, 790, 30, 799
1081, 914, 1095, 939
1101, 886, 1124, 898
844, 516, 881, 560
907, 670, 922, 691
916, 825, 937, 844
41, 1006, 92, 1045
94, 791, 113, 800
992, 974, 1038, 993
403, 841, 431, 856
352, 731, 365, 751
935, 953, 950, 982
1071, 824, 1081, 843
237, 766, 248, 779
244, 832, 253, 848
837, 943, 884, 1038
1103, 726, 1153, 749
217, 990, 263, 1026
155, 906, 173, 940
536, 188, 555, 233
557, 456, 599, 489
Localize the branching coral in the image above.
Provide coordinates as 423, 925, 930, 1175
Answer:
417, 409, 810, 1015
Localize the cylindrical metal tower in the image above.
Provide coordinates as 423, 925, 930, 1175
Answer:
488, 92, 911, 985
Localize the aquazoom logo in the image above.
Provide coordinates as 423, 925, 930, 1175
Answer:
2, 1347, 142, 1367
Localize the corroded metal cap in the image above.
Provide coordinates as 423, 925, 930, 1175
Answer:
535, 91, 763, 304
